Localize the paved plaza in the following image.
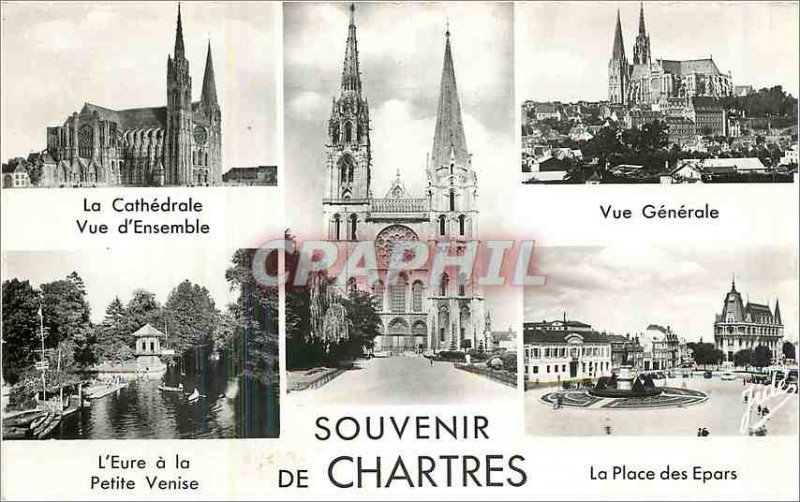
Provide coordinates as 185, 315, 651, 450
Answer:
526, 377, 799, 437
289, 355, 517, 406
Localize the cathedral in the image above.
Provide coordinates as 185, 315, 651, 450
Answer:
608, 3, 733, 106
322, 5, 490, 353
714, 278, 784, 364
38, 6, 221, 187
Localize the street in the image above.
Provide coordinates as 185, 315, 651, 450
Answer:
525, 377, 799, 437
289, 355, 517, 406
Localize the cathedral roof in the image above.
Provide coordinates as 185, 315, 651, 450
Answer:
81, 103, 166, 131
774, 299, 782, 325
611, 9, 626, 60
430, 28, 469, 170
658, 58, 720, 76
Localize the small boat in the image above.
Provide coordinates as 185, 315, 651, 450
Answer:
158, 384, 184, 393
3, 410, 46, 428
721, 372, 737, 381
187, 389, 200, 403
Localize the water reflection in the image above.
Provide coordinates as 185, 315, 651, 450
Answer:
55, 353, 279, 439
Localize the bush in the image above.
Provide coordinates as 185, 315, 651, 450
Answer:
437, 351, 466, 362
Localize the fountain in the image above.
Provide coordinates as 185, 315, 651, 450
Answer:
589, 366, 663, 398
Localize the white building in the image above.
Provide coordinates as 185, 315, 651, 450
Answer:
523, 323, 612, 384
780, 144, 798, 166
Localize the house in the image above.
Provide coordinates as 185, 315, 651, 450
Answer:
780, 144, 799, 166
491, 328, 516, 352
533, 102, 562, 121
685, 157, 767, 174
2, 158, 31, 188
221, 165, 278, 186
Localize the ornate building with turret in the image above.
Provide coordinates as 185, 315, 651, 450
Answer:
714, 278, 784, 364
322, 5, 490, 353
36, 6, 221, 187
608, 3, 733, 106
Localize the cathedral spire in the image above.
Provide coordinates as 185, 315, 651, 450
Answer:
638, 2, 647, 35
431, 26, 468, 170
174, 3, 185, 59
774, 299, 782, 325
633, 2, 651, 65
340, 3, 361, 95
612, 9, 626, 60
201, 40, 218, 106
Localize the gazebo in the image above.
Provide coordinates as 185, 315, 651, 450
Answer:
133, 323, 166, 372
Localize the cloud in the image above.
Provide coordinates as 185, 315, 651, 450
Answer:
289, 91, 330, 123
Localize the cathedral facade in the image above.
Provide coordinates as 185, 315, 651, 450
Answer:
714, 279, 784, 364
322, 6, 490, 354
608, 4, 733, 106
39, 6, 221, 187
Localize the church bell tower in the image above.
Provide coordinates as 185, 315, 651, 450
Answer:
166, 5, 192, 185
323, 4, 371, 241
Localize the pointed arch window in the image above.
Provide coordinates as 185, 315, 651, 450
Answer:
458, 214, 466, 236
449, 190, 455, 211
438, 215, 446, 236
391, 274, 407, 313
349, 214, 358, 240
412, 281, 424, 312
373, 281, 385, 311
333, 214, 341, 240
344, 122, 353, 143
457, 273, 467, 297
440, 273, 449, 296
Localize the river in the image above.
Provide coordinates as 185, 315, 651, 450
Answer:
52, 352, 279, 439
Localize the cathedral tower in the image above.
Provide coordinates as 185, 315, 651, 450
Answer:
427, 26, 477, 242
166, 5, 193, 185
632, 2, 651, 65
426, 27, 486, 353
608, 9, 629, 105
323, 4, 371, 241
198, 40, 222, 185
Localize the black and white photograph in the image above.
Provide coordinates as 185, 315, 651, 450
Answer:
523, 244, 798, 437
1, 247, 279, 439
1, 2, 279, 188
518, 1, 799, 184
283, 2, 519, 405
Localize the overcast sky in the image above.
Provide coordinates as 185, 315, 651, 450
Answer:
524, 244, 798, 343
516, 1, 800, 102
1, 1, 279, 167
284, 2, 518, 327
3, 245, 239, 324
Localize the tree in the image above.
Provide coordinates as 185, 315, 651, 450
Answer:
334, 289, 382, 359
752, 345, 773, 368
225, 248, 279, 386
94, 297, 133, 362
165, 280, 219, 355
120, 289, 164, 347
733, 349, 752, 368
687, 342, 723, 367
40, 272, 95, 367
1, 279, 42, 384
782, 341, 796, 361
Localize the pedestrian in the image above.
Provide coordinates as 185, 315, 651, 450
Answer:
430, 358, 434, 367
